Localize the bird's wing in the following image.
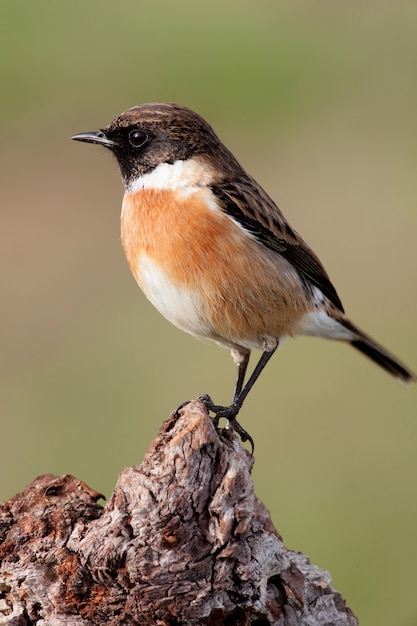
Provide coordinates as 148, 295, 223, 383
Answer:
212, 179, 344, 312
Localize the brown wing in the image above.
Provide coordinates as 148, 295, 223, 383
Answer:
211, 179, 344, 312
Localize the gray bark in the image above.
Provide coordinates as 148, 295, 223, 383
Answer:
0, 399, 358, 625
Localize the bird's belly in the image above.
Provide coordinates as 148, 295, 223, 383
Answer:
121, 187, 310, 350
137, 251, 271, 351
137, 252, 212, 338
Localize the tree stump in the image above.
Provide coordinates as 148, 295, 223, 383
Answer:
0, 399, 358, 625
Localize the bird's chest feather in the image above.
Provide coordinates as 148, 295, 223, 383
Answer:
120, 186, 307, 346
121, 187, 228, 285
120, 187, 234, 335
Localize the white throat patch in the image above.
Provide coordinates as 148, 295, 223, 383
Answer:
127, 158, 215, 193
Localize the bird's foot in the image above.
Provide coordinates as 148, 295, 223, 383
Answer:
173, 400, 191, 419
198, 394, 254, 454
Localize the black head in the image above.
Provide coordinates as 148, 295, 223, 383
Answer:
71, 102, 241, 186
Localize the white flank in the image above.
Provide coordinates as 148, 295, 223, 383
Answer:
127, 158, 215, 193
297, 287, 353, 340
298, 309, 353, 340
138, 253, 210, 337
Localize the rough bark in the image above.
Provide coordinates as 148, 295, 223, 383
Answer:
0, 399, 358, 625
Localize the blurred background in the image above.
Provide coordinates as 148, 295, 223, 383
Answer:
1, 1, 416, 624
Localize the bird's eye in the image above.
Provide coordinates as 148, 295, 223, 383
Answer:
128, 129, 149, 148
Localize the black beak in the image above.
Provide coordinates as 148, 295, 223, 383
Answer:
71, 130, 116, 148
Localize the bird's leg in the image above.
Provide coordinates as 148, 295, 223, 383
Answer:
233, 347, 277, 412
231, 348, 250, 401
200, 344, 278, 452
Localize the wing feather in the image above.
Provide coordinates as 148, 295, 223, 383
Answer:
212, 180, 344, 312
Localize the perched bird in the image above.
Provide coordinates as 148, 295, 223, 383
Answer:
72, 102, 415, 448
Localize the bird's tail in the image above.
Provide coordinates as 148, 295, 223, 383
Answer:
341, 319, 416, 384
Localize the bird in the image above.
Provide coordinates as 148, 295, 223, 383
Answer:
71, 102, 415, 449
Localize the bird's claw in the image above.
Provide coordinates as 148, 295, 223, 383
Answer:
173, 400, 191, 419
197, 394, 255, 454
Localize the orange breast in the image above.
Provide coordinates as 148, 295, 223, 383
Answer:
121, 187, 236, 290
121, 187, 310, 349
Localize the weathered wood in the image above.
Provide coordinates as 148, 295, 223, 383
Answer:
0, 400, 358, 625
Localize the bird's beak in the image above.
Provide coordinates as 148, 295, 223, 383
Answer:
71, 130, 115, 148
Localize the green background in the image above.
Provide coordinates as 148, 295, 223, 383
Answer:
1, 2, 416, 624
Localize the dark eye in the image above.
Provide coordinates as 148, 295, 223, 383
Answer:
128, 129, 149, 148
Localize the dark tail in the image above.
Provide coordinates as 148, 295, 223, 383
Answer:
342, 320, 416, 384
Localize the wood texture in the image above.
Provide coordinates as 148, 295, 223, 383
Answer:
0, 400, 358, 625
